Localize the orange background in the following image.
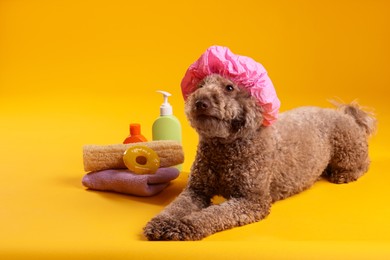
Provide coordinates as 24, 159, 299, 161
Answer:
1, 0, 389, 259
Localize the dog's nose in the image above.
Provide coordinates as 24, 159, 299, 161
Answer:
195, 99, 210, 110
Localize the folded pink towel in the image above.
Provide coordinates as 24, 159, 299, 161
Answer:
181, 45, 280, 126
82, 168, 180, 197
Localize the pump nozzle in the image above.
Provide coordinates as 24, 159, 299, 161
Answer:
157, 90, 173, 116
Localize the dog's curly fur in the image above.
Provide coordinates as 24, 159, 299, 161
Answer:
144, 74, 376, 241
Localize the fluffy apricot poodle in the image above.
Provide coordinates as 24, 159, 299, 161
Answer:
144, 46, 376, 241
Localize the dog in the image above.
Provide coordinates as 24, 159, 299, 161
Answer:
144, 74, 376, 241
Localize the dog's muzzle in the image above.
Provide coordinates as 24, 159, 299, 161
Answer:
195, 99, 210, 111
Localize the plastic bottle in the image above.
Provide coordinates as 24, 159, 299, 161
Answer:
152, 91, 182, 143
152, 91, 182, 170
123, 123, 148, 144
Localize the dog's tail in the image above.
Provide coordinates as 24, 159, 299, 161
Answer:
331, 100, 377, 136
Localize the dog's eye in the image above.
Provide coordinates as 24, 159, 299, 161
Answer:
198, 84, 204, 88
225, 85, 234, 92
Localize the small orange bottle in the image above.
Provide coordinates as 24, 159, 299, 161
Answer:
123, 123, 148, 144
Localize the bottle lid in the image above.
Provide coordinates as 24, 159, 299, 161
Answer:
130, 124, 141, 136
157, 90, 173, 116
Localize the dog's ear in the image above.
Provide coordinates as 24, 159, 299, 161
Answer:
240, 98, 264, 132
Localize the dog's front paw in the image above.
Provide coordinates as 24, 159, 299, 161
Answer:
143, 217, 202, 241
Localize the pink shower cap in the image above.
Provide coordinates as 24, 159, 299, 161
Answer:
181, 45, 280, 126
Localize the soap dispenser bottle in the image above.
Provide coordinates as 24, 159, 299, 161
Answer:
152, 90, 182, 144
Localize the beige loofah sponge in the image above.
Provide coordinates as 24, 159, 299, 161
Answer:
83, 140, 184, 172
